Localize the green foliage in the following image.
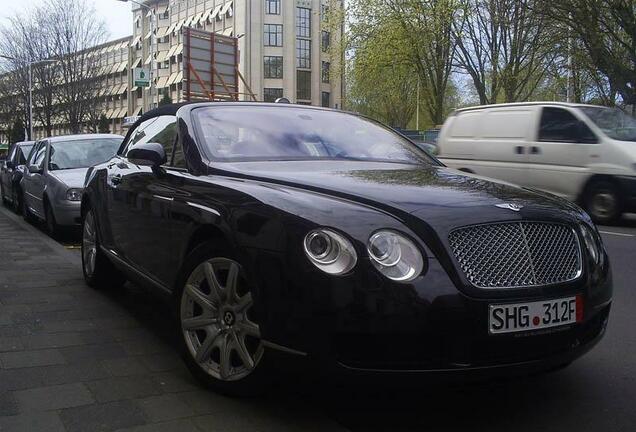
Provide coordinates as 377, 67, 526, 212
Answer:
8, 119, 26, 144
348, 0, 458, 126
159, 93, 173, 107
97, 114, 110, 134
348, 20, 418, 128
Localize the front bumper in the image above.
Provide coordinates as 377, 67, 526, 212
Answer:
52, 200, 82, 226
247, 249, 612, 376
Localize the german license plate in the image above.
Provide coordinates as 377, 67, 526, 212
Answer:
489, 296, 582, 334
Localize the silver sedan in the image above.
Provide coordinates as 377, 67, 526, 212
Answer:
21, 134, 123, 235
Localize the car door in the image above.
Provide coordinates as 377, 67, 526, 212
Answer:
105, 115, 180, 283
22, 141, 48, 218
0, 146, 17, 197
527, 106, 598, 200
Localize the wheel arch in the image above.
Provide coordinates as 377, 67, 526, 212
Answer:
182, 224, 232, 262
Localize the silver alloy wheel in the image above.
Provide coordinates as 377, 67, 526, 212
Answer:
180, 258, 263, 382
591, 191, 616, 219
82, 212, 97, 277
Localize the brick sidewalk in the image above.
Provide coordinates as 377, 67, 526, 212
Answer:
0, 207, 345, 432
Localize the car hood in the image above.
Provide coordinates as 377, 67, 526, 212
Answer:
49, 167, 88, 188
214, 161, 585, 227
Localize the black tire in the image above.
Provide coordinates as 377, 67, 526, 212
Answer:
13, 187, 22, 215
22, 195, 36, 223
81, 209, 126, 290
0, 182, 8, 206
584, 180, 622, 225
44, 199, 61, 238
175, 242, 271, 397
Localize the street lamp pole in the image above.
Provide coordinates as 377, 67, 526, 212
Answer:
116, 0, 157, 110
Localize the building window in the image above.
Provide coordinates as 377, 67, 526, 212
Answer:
321, 61, 330, 83
296, 7, 311, 38
296, 39, 311, 69
322, 31, 331, 52
264, 56, 283, 79
321, 4, 330, 21
264, 88, 283, 102
264, 24, 283, 47
321, 91, 330, 108
297, 70, 311, 101
265, 0, 280, 15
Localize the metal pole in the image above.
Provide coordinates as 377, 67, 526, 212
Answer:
149, 7, 157, 109
28, 63, 33, 140
416, 79, 420, 131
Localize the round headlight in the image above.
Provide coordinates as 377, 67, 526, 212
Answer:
580, 225, 600, 264
367, 230, 424, 282
66, 188, 83, 201
304, 229, 357, 275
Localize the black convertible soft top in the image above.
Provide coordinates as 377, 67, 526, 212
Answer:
119, 102, 194, 152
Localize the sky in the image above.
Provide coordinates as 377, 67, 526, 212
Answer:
0, 0, 134, 40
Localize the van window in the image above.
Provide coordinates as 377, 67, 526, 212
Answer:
539, 107, 596, 143
482, 111, 529, 139
450, 112, 480, 137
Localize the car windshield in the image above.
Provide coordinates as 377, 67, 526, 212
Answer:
580, 107, 636, 142
49, 138, 121, 170
193, 106, 434, 165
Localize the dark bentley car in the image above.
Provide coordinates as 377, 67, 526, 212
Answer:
81, 102, 612, 395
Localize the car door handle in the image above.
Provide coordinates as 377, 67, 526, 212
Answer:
530, 146, 541, 154
110, 174, 122, 185
515, 146, 525, 154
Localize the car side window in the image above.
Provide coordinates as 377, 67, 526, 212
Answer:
25, 143, 39, 165
18, 147, 32, 165
125, 115, 177, 165
30, 142, 47, 169
171, 127, 186, 169
8, 146, 18, 164
538, 107, 597, 143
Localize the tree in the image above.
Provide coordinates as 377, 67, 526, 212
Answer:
349, 0, 458, 125
348, 20, 418, 128
453, 0, 558, 104
97, 114, 110, 134
8, 120, 26, 146
159, 93, 173, 107
44, 0, 108, 133
540, 0, 636, 111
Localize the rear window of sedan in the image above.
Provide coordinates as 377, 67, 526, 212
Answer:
49, 138, 122, 170
192, 106, 434, 165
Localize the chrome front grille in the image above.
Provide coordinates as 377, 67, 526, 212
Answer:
448, 222, 582, 288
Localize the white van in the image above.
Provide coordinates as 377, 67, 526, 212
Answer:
437, 102, 636, 223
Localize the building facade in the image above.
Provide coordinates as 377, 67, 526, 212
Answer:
0, 0, 343, 140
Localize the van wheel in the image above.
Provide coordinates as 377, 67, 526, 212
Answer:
585, 180, 622, 225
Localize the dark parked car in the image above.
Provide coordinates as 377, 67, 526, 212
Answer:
22, 135, 122, 235
81, 103, 612, 395
0, 141, 35, 212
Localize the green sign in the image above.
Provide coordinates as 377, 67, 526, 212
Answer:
134, 67, 150, 87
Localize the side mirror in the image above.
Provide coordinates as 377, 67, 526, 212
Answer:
28, 164, 43, 174
5, 161, 14, 169
127, 143, 167, 167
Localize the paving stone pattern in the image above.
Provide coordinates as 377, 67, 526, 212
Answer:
0, 207, 346, 432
